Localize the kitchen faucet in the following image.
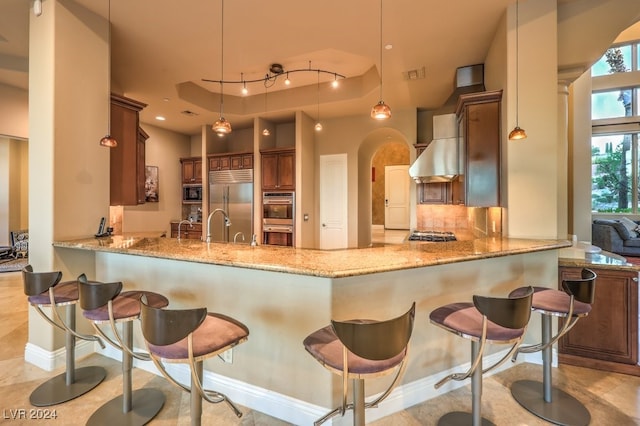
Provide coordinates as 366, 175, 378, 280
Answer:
233, 232, 245, 244
206, 208, 231, 243
177, 219, 193, 241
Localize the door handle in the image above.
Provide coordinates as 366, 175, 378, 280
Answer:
385, 199, 388, 207
322, 223, 326, 227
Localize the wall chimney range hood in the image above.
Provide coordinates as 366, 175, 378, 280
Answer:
409, 64, 484, 183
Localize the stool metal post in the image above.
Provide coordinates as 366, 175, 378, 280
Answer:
510, 269, 595, 426
353, 379, 365, 426
192, 361, 204, 425
65, 304, 76, 386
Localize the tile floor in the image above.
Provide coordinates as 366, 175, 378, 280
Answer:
2, 270, 639, 425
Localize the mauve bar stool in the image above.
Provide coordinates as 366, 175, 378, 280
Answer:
429, 288, 533, 426
303, 302, 416, 426
139, 296, 250, 425
509, 268, 596, 426
77, 274, 169, 426
22, 265, 106, 406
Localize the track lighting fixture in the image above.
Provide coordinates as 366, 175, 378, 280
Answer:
315, 71, 323, 132
33, 0, 42, 17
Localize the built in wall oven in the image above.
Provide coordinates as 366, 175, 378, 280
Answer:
262, 191, 294, 245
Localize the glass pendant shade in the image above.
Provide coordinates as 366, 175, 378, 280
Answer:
315, 122, 323, 131
508, 126, 527, 140
371, 100, 391, 120
99, 134, 117, 147
213, 117, 232, 135
262, 128, 270, 136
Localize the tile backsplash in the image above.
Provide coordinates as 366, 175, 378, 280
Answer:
416, 205, 502, 240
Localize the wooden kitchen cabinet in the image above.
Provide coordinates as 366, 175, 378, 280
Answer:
170, 221, 203, 240
230, 153, 253, 170
558, 266, 640, 376
209, 152, 253, 172
454, 90, 502, 207
181, 157, 202, 184
261, 148, 295, 190
109, 93, 148, 206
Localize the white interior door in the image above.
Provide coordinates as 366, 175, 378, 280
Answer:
319, 154, 348, 249
384, 165, 410, 229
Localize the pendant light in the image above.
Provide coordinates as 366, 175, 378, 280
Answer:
212, 0, 232, 136
99, 0, 117, 148
262, 85, 270, 136
315, 71, 323, 131
371, 0, 391, 120
508, 0, 527, 140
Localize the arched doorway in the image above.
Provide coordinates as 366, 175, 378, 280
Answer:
357, 128, 413, 247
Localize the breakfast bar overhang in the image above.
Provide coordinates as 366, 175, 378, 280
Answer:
49, 235, 570, 424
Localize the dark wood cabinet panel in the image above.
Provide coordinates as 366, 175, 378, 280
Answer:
170, 222, 202, 240
455, 90, 502, 207
418, 182, 451, 204
109, 94, 147, 206
181, 158, 202, 184
261, 149, 295, 190
558, 266, 640, 376
209, 152, 253, 172
230, 153, 253, 170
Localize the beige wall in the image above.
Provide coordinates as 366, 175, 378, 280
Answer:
0, 138, 28, 245
120, 123, 190, 235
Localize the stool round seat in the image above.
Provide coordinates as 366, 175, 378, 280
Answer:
509, 269, 596, 426
303, 303, 415, 426
429, 288, 533, 426
78, 274, 169, 426
140, 298, 249, 424
22, 265, 106, 407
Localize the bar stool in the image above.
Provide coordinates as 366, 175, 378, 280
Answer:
429, 288, 533, 426
77, 274, 169, 426
303, 302, 416, 426
139, 296, 250, 425
22, 265, 106, 406
509, 268, 596, 426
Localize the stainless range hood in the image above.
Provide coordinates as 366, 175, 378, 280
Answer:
409, 114, 458, 183
409, 64, 484, 183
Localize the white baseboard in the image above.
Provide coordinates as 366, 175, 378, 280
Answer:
24, 343, 548, 425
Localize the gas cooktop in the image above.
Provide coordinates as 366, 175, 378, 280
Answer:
408, 230, 457, 242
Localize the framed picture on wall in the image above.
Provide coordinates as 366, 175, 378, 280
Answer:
145, 166, 159, 202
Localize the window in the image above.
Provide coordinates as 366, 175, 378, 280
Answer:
591, 41, 640, 213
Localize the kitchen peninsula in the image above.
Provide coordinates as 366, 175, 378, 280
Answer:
53, 235, 570, 424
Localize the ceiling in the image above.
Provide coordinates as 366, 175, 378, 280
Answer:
1, 0, 575, 136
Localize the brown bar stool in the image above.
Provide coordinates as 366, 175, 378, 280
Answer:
509, 268, 596, 426
303, 302, 416, 426
139, 296, 249, 425
77, 274, 168, 426
429, 288, 533, 426
22, 265, 106, 406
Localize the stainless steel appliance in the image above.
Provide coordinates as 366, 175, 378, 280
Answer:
262, 191, 294, 246
209, 169, 253, 243
408, 230, 457, 242
182, 184, 202, 203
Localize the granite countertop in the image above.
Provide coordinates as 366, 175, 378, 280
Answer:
53, 234, 571, 278
559, 250, 640, 272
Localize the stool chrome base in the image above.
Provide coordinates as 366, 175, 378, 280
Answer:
511, 379, 590, 426
438, 412, 495, 426
86, 388, 165, 426
30, 366, 106, 407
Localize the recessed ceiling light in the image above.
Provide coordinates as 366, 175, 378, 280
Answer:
163, 97, 170, 102
155, 116, 166, 121
384, 44, 393, 50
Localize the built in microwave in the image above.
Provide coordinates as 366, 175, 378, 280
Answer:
182, 184, 202, 203
263, 192, 294, 221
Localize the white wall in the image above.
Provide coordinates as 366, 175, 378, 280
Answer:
0, 84, 28, 139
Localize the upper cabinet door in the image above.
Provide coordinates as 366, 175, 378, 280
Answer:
181, 158, 202, 184
261, 149, 295, 190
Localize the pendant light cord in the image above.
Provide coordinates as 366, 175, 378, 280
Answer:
515, 0, 519, 126
379, 0, 383, 101
220, 0, 225, 118
107, 0, 112, 134
317, 70, 320, 122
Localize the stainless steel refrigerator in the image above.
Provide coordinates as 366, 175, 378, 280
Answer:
208, 169, 254, 243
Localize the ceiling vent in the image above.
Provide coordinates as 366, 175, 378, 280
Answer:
181, 110, 199, 117
403, 67, 426, 81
